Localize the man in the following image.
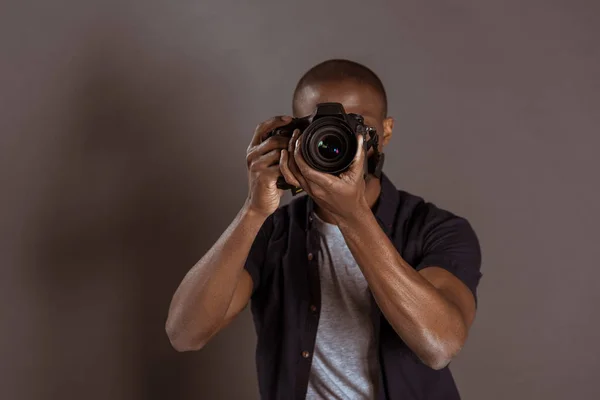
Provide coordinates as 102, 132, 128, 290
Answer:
166, 59, 482, 400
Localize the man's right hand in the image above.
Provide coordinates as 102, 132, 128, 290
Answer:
245, 116, 293, 218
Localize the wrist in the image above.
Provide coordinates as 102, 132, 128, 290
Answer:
333, 197, 372, 227
241, 199, 271, 224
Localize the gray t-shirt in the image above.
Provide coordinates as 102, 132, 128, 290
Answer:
305, 213, 379, 400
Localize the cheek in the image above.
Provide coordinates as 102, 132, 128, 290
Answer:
378, 129, 391, 149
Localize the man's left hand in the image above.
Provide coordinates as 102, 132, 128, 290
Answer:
279, 129, 370, 223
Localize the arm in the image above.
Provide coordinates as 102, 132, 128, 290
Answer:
283, 130, 480, 369
166, 116, 292, 352
336, 204, 478, 370
165, 203, 266, 351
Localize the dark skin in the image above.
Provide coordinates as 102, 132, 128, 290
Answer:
166, 80, 476, 370
281, 80, 477, 369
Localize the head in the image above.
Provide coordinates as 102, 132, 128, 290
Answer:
292, 59, 394, 154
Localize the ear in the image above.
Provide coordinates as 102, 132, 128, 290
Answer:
381, 117, 394, 147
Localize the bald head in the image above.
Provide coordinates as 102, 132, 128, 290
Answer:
292, 59, 388, 119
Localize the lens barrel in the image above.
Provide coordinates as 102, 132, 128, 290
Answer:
301, 117, 357, 174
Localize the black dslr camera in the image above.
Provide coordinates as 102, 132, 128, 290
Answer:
267, 102, 384, 195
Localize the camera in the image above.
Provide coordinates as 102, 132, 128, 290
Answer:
267, 102, 381, 194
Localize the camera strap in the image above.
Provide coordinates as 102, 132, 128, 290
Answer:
365, 129, 384, 179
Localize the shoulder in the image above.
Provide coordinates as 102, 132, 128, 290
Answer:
396, 190, 479, 248
399, 190, 458, 225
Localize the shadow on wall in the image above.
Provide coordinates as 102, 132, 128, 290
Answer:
27, 35, 241, 400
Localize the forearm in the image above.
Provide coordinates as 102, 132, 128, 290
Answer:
337, 204, 467, 369
166, 201, 266, 348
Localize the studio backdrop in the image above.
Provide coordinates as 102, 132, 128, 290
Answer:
1, 1, 599, 399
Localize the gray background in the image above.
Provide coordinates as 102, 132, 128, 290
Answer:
1, 1, 599, 399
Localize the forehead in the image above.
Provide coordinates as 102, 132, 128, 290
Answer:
294, 81, 384, 121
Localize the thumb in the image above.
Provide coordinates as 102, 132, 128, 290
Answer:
346, 133, 366, 179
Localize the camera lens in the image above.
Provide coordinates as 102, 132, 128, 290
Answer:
301, 118, 357, 174
317, 135, 344, 160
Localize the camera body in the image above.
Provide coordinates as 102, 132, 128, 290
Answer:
268, 102, 379, 194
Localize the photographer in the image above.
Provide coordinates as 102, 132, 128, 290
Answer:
166, 59, 482, 400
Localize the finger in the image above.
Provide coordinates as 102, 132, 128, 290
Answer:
288, 128, 301, 153
279, 150, 301, 187
246, 136, 289, 165
344, 133, 366, 179
250, 115, 293, 147
254, 135, 289, 155
287, 130, 311, 190
249, 149, 282, 171
293, 133, 334, 187
261, 165, 286, 191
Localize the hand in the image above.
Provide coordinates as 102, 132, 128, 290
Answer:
245, 116, 293, 218
279, 129, 370, 223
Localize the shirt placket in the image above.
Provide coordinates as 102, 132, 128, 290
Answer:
295, 203, 322, 400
